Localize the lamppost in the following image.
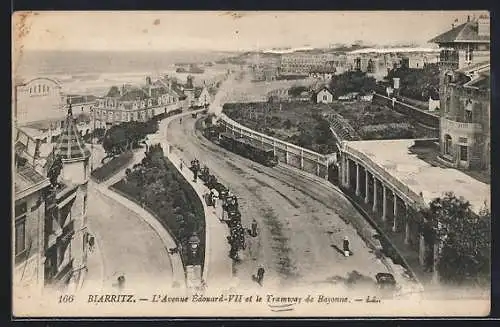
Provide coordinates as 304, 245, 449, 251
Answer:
188, 232, 201, 264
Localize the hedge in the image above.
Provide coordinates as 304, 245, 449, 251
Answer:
113, 144, 205, 267
90, 150, 133, 183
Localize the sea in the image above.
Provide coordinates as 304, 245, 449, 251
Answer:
14, 50, 237, 96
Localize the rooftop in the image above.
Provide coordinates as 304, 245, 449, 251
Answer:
51, 107, 91, 162
429, 20, 490, 44
15, 162, 51, 199
345, 139, 490, 215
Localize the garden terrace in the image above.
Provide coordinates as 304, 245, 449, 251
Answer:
90, 150, 133, 183
222, 101, 339, 154
223, 100, 436, 153
113, 144, 205, 267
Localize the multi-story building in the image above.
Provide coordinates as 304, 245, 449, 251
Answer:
67, 94, 98, 115
280, 52, 336, 75
42, 110, 91, 290
15, 77, 67, 125
93, 75, 185, 128
14, 108, 91, 292
429, 15, 490, 69
431, 15, 490, 172
14, 152, 51, 294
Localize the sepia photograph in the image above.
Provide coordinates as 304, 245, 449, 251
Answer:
11, 11, 491, 317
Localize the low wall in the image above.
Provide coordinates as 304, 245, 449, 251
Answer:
217, 113, 332, 179
373, 93, 440, 130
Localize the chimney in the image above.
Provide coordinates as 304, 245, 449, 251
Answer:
146, 76, 152, 85
478, 15, 490, 37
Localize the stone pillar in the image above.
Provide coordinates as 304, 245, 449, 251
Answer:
300, 149, 304, 169
261, 135, 264, 145
432, 242, 441, 284
382, 185, 387, 222
404, 206, 411, 245
372, 177, 378, 212
346, 158, 351, 188
355, 163, 360, 196
343, 156, 348, 186
285, 144, 289, 164
273, 139, 276, 156
419, 234, 426, 266
392, 193, 399, 232
316, 156, 321, 176
364, 170, 370, 204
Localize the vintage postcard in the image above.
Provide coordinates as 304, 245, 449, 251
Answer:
12, 11, 491, 317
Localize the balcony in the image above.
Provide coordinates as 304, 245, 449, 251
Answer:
441, 118, 483, 134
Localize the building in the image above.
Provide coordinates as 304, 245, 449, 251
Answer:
280, 52, 336, 75
315, 86, 334, 104
15, 77, 66, 125
437, 62, 490, 171
309, 64, 337, 81
431, 15, 490, 172
93, 75, 184, 128
14, 153, 51, 294
42, 109, 91, 290
67, 94, 99, 115
429, 15, 490, 69
197, 86, 211, 107
13, 108, 92, 292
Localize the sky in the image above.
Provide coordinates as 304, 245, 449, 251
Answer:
13, 11, 489, 52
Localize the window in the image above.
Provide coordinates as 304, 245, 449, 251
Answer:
465, 110, 472, 123
323, 95, 327, 101
444, 134, 452, 155
15, 202, 27, 256
83, 195, 87, 215
460, 145, 468, 161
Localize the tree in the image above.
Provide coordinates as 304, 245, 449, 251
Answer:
420, 192, 491, 286
329, 71, 376, 97
47, 155, 63, 187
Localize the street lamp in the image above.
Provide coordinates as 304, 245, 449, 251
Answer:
188, 232, 201, 259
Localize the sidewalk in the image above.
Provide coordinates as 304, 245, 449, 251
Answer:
167, 150, 233, 292
152, 111, 233, 292
80, 226, 105, 292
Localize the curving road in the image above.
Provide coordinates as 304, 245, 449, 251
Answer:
167, 114, 390, 292
84, 149, 180, 293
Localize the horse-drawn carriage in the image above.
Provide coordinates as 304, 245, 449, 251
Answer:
199, 166, 210, 183
190, 159, 200, 172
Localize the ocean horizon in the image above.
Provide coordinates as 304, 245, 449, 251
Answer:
13, 49, 237, 95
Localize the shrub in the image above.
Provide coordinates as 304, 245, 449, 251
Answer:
91, 150, 133, 182
113, 144, 205, 267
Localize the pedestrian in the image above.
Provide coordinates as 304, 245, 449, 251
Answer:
180, 160, 183, 171
343, 236, 350, 257
88, 234, 95, 253
117, 275, 126, 290
251, 219, 258, 237
254, 267, 265, 286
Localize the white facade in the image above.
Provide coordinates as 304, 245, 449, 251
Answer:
15, 78, 66, 125
198, 87, 211, 107
428, 97, 440, 112
316, 88, 334, 104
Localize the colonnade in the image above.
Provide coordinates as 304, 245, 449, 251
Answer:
339, 154, 433, 268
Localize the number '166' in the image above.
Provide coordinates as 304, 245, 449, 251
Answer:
59, 295, 74, 303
